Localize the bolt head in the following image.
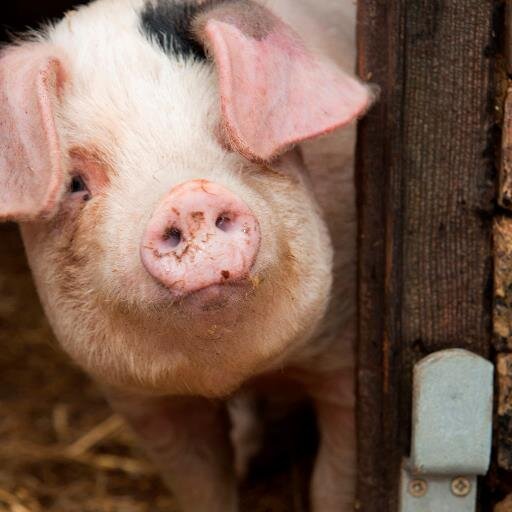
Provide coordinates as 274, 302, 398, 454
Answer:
451, 476, 471, 497
408, 478, 428, 497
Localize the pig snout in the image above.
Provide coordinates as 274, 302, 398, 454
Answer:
140, 179, 261, 297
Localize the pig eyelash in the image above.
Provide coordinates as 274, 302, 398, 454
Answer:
69, 175, 91, 201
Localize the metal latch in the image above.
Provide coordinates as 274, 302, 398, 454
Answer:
399, 349, 494, 512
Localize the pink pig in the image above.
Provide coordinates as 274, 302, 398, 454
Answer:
0, 0, 374, 510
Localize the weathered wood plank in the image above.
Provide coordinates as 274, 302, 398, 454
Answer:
356, 1, 497, 510
355, 0, 403, 507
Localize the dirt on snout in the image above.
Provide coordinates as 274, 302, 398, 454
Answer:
0, 224, 315, 512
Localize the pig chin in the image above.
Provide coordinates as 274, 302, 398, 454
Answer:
158, 279, 256, 314
176, 281, 254, 312
125, 271, 258, 318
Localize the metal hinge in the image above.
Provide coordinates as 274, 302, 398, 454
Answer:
399, 349, 494, 512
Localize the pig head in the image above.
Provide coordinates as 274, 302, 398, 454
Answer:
0, 0, 372, 397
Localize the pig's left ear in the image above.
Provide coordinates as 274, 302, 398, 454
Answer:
194, 2, 375, 163
0, 44, 67, 222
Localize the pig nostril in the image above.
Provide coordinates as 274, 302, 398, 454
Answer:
163, 226, 182, 248
216, 214, 233, 232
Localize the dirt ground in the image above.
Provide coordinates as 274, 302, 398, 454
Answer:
0, 224, 316, 512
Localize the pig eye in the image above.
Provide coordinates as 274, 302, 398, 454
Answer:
69, 175, 91, 200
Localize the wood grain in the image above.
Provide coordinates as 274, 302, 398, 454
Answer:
356, 1, 497, 510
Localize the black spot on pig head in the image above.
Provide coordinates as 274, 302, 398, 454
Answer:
140, 0, 229, 60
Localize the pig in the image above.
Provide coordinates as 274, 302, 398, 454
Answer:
0, 0, 374, 510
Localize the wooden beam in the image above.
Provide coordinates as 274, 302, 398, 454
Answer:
356, 1, 497, 510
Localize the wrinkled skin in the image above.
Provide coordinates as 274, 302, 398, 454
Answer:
4, 0, 365, 510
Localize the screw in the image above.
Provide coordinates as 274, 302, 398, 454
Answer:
451, 476, 471, 497
408, 478, 428, 497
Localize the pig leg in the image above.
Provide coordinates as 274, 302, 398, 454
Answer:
307, 367, 356, 512
228, 391, 263, 480
105, 391, 238, 512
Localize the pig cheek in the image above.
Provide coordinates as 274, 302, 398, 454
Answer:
96, 206, 164, 308
57, 190, 153, 309
268, 182, 333, 310
19, 211, 100, 360
36, 200, 107, 306
21, 208, 85, 277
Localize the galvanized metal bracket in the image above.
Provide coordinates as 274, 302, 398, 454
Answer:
399, 349, 494, 512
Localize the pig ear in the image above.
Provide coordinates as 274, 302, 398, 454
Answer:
0, 44, 67, 222
194, 3, 374, 163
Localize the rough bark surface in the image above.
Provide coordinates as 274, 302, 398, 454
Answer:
494, 218, 512, 353
356, 1, 496, 510
499, 88, 512, 210
497, 354, 512, 470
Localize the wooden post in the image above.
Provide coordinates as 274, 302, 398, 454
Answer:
356, 1, 498, 510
